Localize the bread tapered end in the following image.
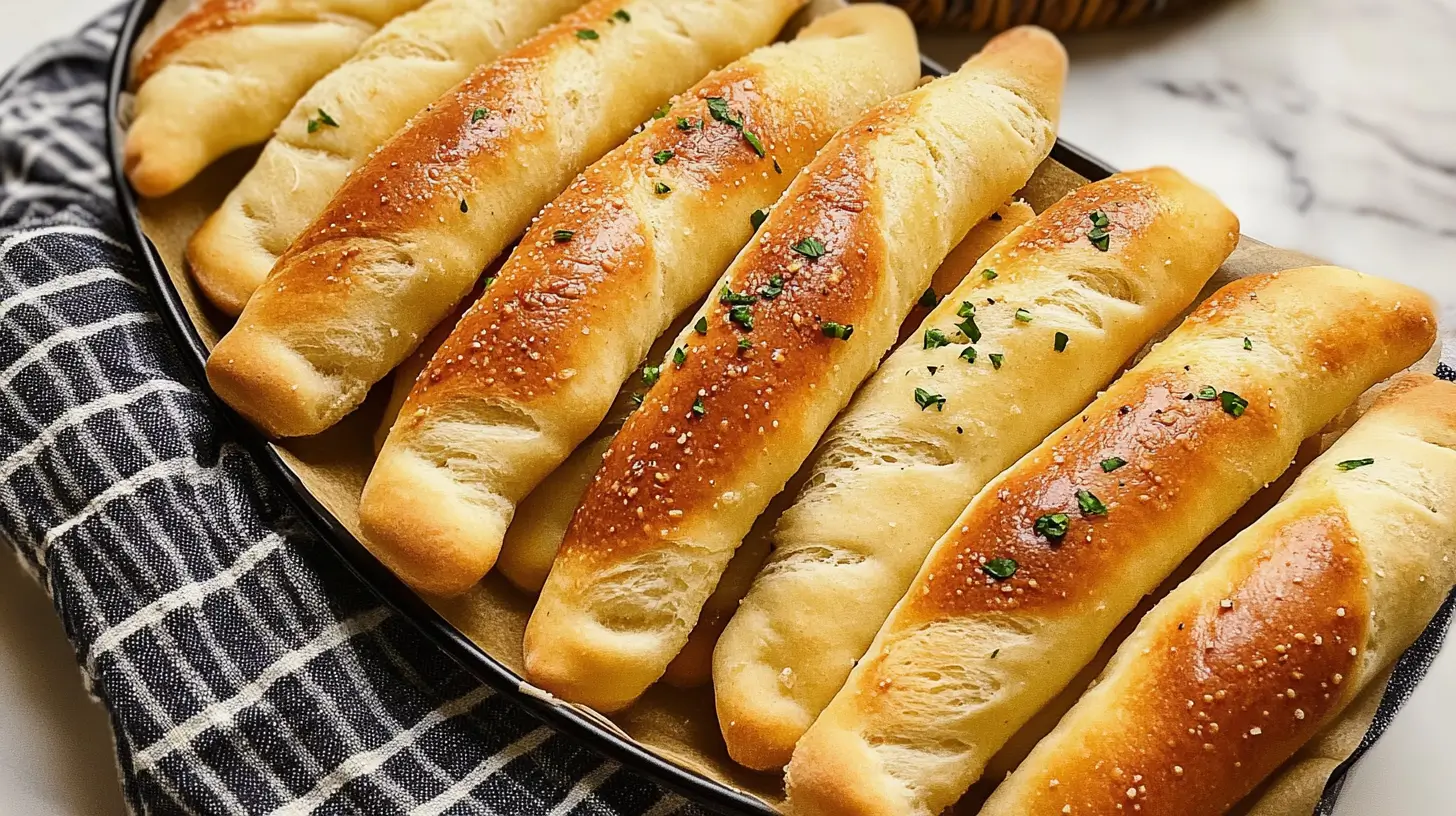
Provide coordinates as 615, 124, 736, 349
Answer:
122, 123, 199, 198
785, 728, 903, 816
522, 603, 658, 714
206, 329, 342, 438
357, 447, 506, 598
717, 694, 803, 771
965, 25, 1069, 127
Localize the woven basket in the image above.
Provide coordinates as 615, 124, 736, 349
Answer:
883, 0, 1209, 31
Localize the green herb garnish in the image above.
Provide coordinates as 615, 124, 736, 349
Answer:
642, 366, 661, 387
576, 29, 599, 40
750, 208, 770, 231
552, 229, 574, 243
738, 337, 752, 354
960, 347, 977, 364
1089, 210, 1110, 229
673, 347, 687, 367
914, 387, 946, 412
719, 286, 756, 305
1054, 331, 1069, 352
653, 181, 671, 195
612, 9, 631, 22
1076, 489, 1108, 516
919, 287, 938, 308
653, 149, 674, 165
982, 269, 998, 281
1337, 458, 1375, 471
652, 102, 672, 120
1196, 386, 1218, 401
1244, 336, 1254, 350
791, 237, 826, 259
759, 274, 783, 300
989, 353, 1004, 370
955, 302, 981, 343
307, 108, 339, 133
983, 558, 1018, 580
924, 328, 951, 350
729, 305, 754, 330
676, 117, 693, 131
1219, 390, 1248, 417
1015, 308, 1033, 323
691, 396, 706, 417
706, 97, 741, 128
1034, 512, 1070, 540
1100, 457, 1127, 472
743, 130, 766, 157
694, 316, 708, 335
822, 321, 853, 340
471, 107, 490, 123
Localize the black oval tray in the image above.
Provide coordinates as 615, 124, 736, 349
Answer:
108, 2, 1417, 813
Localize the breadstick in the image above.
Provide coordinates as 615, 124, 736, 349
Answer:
980, 373, 1456, 816
715, 167, 1239, 770
356, 4, 920, 595
207, 0, 809, 438
188, 0, 590, 315
783, 266, 1435, 816
524, 26, 1068, 713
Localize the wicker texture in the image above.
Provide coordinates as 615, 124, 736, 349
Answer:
880, 0, 1206, 30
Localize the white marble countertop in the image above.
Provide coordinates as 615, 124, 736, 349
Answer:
2, 1, 1451, 813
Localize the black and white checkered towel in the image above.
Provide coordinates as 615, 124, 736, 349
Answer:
1, 8, 1452, 816
0, 9, 698, 815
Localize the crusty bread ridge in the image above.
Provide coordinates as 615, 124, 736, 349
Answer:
356, 3, 919, 596
783, 266, 1436, 816
714, 167, 1240, 771
524, 26, 1069, 714
206, 0, 809, 439
979, 373, 1456, 816
125, 0, 430, 197
188, 0, 590, 315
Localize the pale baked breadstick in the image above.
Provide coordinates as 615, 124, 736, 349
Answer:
125, 0, 430, 197
356, 4, 918, 595
524, 27, 1068, 713
715, 168, 1240, 771
188, 0, 590, 315
783, 266, 1436, 816
980, 373, 1456, 816
207, 0, 808, 439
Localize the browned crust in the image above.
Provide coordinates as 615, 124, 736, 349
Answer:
1009, 506, 1369, 816
404, 65, 817, 416
136, 0, 257, 82
557, 104, 910, 565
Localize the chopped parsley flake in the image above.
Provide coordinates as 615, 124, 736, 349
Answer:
471, 107, 490, 122
552, 229, 574, 243
1337, 458, 1375, 471
719, 286, 756, 305
1034, 512, 1070, 540
955, 302, 981, 343
919, 287, 938, 308
791, 237, 826, 259
982, 269, 998, 281
1100, 456, 1127, 472
691, 396, 706, 417
307, 108, 339, 133
653, 181, 671, 195
642, 366, 661, 387
1196, 385, 1218, 401
1015, 308, 1033, 323
694, 316, 708, 335
676, 117, 693, 131
653, 149, 674, 165
960, 347, 977, 364
1219, 390, 1249, 417
759, 274, 784, 300
629, 392, 644, 408
1244, 336, 1254, 350
989, 353, 1004, 370
744, 129, 766, 156
706, 97, 741, 128
612, 9, 631, 22
672, 347, 686, 367
822, 321, 853, 340
983, 557, 1018, 580
576, 29, 599, 40
729, 305, 754, 330
1089, 210, 1111, 229
924, 328, 951, 350
738, 337, 752, 353
1076, 489, 1108, 516
652, 102, 672, 120
750, 208, 770, 230
1054, 331, 1069, 352
914, 387, 946, 412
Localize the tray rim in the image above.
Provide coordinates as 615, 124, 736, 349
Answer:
102, 3, 1122, 813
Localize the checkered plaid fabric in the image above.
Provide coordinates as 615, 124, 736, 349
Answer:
0, 9, 699, 815
1, 7, 1452, 816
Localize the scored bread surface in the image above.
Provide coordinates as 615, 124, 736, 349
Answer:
125, 0, 430, 197
206, 0, 808, 439
713, 167, 1240, 771
357, 4, 921, 597
979, 374, 1456, 816
188, 0, 592, 315
524, 26, 1069, 714
783, 266, 1436, 816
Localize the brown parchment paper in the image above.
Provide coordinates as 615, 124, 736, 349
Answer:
128, 4, 1441, 811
